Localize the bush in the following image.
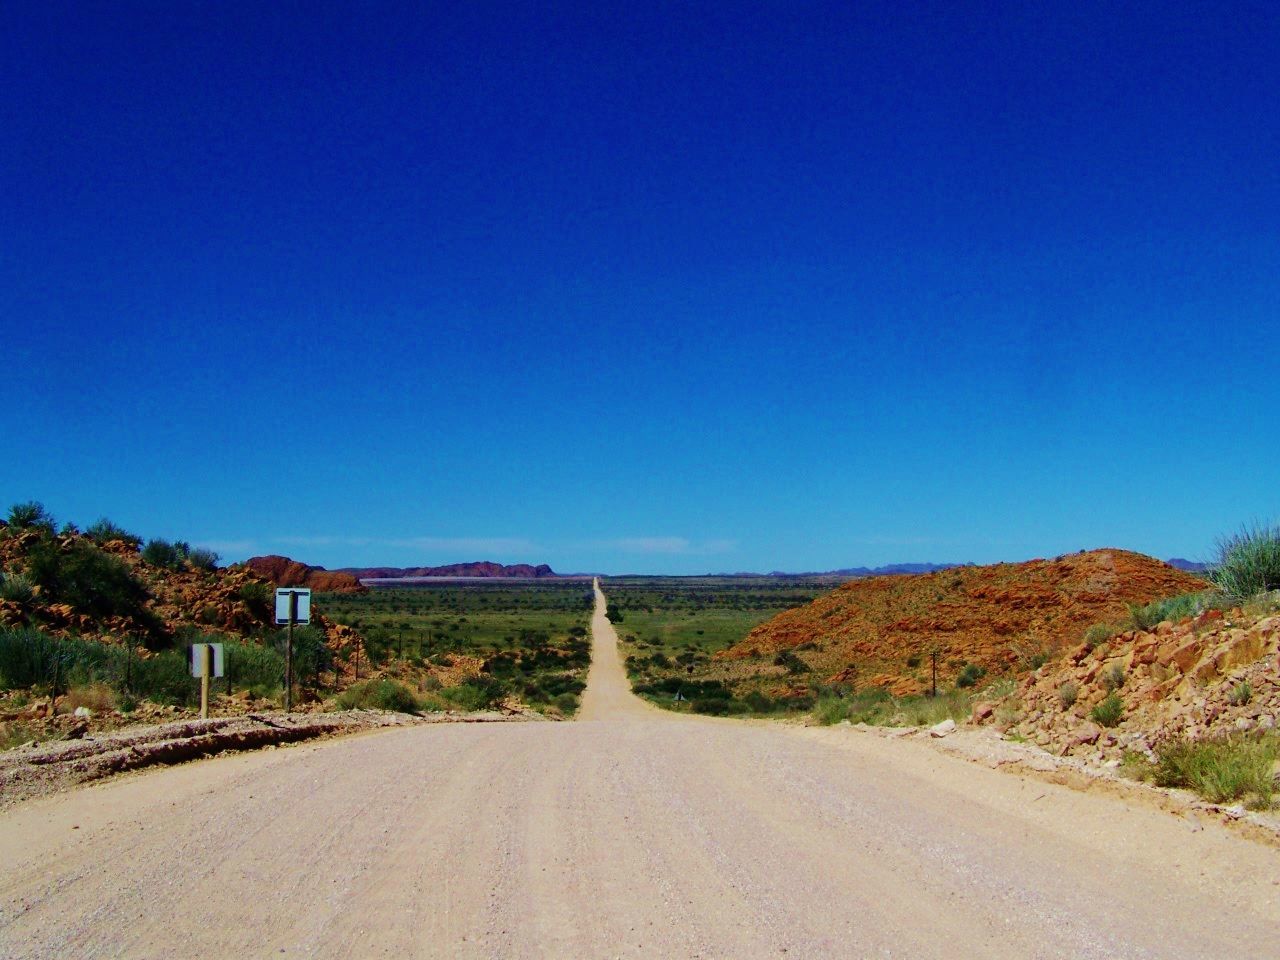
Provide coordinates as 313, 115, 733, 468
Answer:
1212, 525, 1280, 601
1102, 664, 1125, 692
24, 538, 159, 630
1127, 592, 1215, 631
1090, 692, 1124, 727
0, 571, 35, 604
65, 682, 117, 713
1083, 623, 1115, 649
1153, 734, 1278, 808
334, 679, 420, 713
237, 582, 273, 620
1058, 682, 1078, 709
85, 518, 141, 548
743, 690, 775, 713
441, 678, 502, 711
774, 650, 811, 674
955, 663, 985, 688
186, 547, 220, 572
141, 539, 185, 570
1228, 680, 1253, 707
6, 501, 55, 533
223, 640, 284, 698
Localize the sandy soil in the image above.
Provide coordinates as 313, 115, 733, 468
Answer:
0, 579, 1276, 958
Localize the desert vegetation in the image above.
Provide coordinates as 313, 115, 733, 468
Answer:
323, 581, 593, 716
608, 576, 837, 715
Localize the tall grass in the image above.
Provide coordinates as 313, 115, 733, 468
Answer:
813, 688, 971, 727
1152, 734, 1278, 809
1212, 524, 1280, 601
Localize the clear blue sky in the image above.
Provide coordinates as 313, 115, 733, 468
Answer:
3, 2, 1277, 574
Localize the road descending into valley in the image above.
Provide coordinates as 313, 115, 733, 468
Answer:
2, 579, 1277, 958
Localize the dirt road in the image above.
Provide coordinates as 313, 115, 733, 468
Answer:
1, 580, 1276, 958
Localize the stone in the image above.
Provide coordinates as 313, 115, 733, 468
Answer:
73, 706, 92, 718
1067, 721, 1103, 748
929, 718, 957, 738
971, 701, 995, 722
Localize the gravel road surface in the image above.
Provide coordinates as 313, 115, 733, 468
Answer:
0, 579, 1276, 958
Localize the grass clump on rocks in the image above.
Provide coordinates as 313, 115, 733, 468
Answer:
1211, 524, 1280, 601
1089, 692, 1124, 728
1150, 734, 1278, 809
334, 679, 422, 713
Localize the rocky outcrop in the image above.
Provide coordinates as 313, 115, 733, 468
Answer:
339, 561, 557, 579
244, 555, 367, 594
720, 550, 1209, 695
987, 601, 1280, 761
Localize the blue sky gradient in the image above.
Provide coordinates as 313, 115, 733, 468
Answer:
3, 2, 1277, 573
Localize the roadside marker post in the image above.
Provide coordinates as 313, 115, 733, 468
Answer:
275, 588, 312, 712
189, 642, 225, 718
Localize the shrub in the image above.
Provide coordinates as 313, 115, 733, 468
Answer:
24, 539, 159, 629
0, 571, 35, 604
237, 582, 273, 620
141, 539, 184, 570
441, 678, 502, 711
1153, 734, 1278, 808
64, 682, 117, 713
1083, 623, 1115, 649
1102, 664, 1126, 692
1058, 682, 1078, 708
1127, 592, 1213, 631
1228, 681, 1253, 707
1212, 524, 1280, 601
334, 679, 420, 713
85, 518, 141, 548
6, 501, 55, 533
1090, 692, 1124, 727
223, 640, 284, 698
955, 663, 985, 688
743, 690, 775, 713
774, 650, 811, 674
186, 547, 220, 572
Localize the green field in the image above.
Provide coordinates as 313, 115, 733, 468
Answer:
602, 576, 841, 714
323, 580, 595, 715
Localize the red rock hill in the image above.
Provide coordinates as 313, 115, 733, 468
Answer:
721, 549, 1209, 695
244, 556, 367, 594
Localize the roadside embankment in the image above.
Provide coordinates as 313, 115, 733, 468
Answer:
0, 707, 543, 807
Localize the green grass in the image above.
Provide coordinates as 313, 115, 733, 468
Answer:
1211, 524, 1280, 601
1146, 734, 1278, 808
334, 678, 421, 713
812, 688, 972, 727
1089, 692, 1124, 727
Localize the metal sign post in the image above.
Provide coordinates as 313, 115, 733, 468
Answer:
274, 589, 312, 713
286, 591, 296, 712
189, 643, 225, 719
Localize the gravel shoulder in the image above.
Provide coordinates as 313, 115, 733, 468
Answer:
1, 580, 1276, 959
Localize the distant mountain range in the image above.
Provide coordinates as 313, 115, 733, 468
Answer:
337, 561, 558, 580
1165, 558, 1210, 573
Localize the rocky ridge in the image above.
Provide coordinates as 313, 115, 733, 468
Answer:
721, 549, 1208, 695
244, 555, 367, 594
980, 598, 1280, 762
